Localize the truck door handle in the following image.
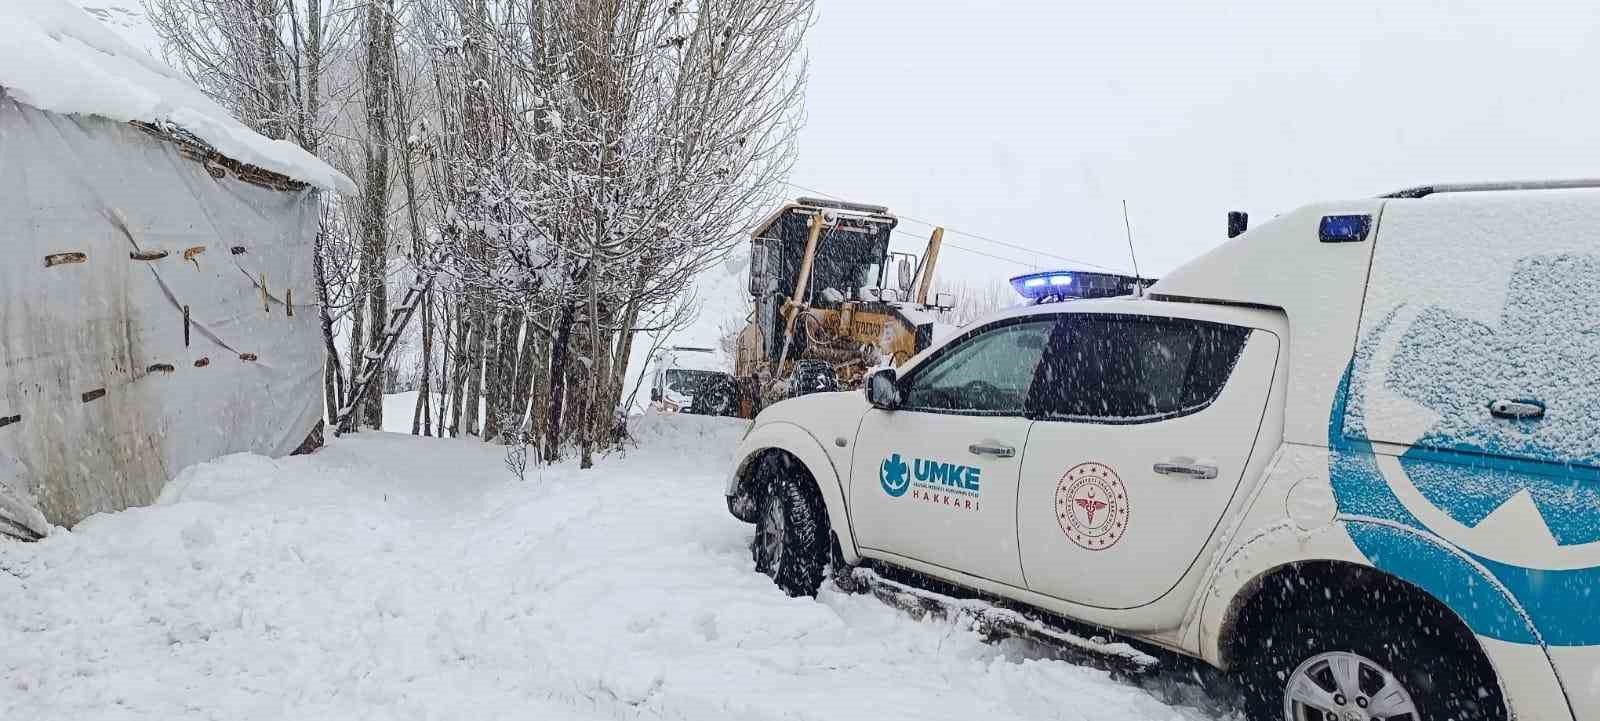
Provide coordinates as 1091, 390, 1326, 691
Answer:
1153, 461, 1217, 479
968, 442, 1015, 458
1488, 398, 1545, 420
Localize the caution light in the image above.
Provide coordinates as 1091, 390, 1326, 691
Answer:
1009, 269, 1148, 303
1318, 214, 1371, 243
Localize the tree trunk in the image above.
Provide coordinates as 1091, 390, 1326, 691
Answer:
482, 310, 504, 441
588, 319, 612, 457
305, 0, 320, 153
579, 235, 601, 469
455, 0, 493, 440
358, 0, 393, 431
460, 298, 486, 436
449, 312, 473, 436
438, 296, 454, 436
605, 284, 645, 421
414, 290, 433, 435
346, 266, 366, 421
542, 296, 577, 463
485, 309, 524, 442
302, 0, 336, 426
254, 0, 288, 139
313, 227, 343, 423
511, 313, 542, 445
393, 38, 428, 437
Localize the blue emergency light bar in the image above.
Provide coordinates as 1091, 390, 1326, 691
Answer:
1318, 214, 1372, 243
1009, 269, 1147, 302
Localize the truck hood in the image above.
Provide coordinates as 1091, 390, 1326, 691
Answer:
751, 390, 870, 473
754, 390, 869, 430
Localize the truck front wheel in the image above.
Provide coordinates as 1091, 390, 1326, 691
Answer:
751, 456, 829, 597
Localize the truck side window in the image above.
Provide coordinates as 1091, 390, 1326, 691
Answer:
1030, 315, 1250, 423
899, 319, 1054, 416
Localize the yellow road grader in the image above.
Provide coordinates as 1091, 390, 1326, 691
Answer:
733, 197, 952, 417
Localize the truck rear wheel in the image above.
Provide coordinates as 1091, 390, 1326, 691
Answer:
1237, 599, 1505, 721
751, 456, 829, 597
690, 376, 738, 416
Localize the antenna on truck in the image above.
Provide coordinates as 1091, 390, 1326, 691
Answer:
1121, 200, 1144, 296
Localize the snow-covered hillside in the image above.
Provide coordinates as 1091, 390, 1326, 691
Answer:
1, 409, 1218, 720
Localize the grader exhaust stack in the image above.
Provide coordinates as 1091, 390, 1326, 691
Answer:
734, 197, 953, 417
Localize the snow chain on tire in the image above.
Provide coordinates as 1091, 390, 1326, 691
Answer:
752, 455, 830, 597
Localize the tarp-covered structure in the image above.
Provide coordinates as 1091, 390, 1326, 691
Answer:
0, 0, 354, 539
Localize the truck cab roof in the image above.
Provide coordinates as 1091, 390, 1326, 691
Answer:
1149, 181, 1600, 447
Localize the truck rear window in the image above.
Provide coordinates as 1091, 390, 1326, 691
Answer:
1030, 315, 1250, 424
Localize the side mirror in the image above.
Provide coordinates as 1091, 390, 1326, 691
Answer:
650, 388, 662, 402
897, 256, 915, 294
866, 368, 900, 410
1227, 211, 1249, 239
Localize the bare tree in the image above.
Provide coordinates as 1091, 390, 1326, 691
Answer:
350, 0, 395, 429
938, 278, 1018, 327
155, 0, 816, 463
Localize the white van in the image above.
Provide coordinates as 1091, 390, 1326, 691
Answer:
649, 346, 735, 416
724, 181, 1600, 721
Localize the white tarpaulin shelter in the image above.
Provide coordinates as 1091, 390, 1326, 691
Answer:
0, 0, 353, 539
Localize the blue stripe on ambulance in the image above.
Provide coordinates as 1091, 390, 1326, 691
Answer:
1329, 337, 1600, 646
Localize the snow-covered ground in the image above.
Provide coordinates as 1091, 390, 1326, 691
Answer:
1, 409, 1221, 720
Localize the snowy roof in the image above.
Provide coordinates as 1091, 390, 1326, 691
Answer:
0, 0, 355, 194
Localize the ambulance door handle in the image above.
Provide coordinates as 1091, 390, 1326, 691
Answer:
968, 442, 1015, 458
1488, 398, 1545, 420
1153, 461, 1217, 480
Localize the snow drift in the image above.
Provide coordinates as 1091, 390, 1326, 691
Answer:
0, 0, 352, 193
0, 415, 1214, 720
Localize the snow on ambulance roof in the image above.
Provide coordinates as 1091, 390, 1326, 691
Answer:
0, 0, 356, 195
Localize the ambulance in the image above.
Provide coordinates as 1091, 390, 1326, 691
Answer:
724, 180, 1600, 720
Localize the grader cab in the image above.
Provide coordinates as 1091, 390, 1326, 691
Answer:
733, 197, 953, 417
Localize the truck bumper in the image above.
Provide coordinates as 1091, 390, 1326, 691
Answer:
1481, 636, 1587, 720
1548, 643, 1600, 720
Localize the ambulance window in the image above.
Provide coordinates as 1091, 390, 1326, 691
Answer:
1030, 315, 1249, 423
900, 318, 1054, 416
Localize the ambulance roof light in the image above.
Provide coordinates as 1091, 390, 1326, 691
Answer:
1009, 270, 1149, 303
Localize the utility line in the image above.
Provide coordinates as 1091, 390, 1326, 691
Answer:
782, 180, 1125, 272
888, 229, 1036, 269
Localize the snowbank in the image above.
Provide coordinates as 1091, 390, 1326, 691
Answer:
70, 0, 160, 54
0, 411, 1213, 720
0, 0, 354, 194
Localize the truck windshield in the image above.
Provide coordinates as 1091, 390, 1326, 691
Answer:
809, 232, 888, 304
664, 369, 722, 396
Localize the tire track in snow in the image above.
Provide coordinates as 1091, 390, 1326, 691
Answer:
0, 413, 1223, 721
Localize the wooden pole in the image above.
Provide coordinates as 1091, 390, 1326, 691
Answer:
915, 227, 944, 305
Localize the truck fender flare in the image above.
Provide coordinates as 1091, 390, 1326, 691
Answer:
729, 421, 860, 564
1196, 517, 1562, 714
1201, 518, 1547, 661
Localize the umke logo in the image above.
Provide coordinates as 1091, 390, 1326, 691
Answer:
879, 453, 910, 497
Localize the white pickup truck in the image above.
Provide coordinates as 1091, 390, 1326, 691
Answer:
725, 181, 1600, 721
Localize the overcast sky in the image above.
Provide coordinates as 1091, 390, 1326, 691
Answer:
82, 0, 1600, 284
790, 0, 1600, 283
